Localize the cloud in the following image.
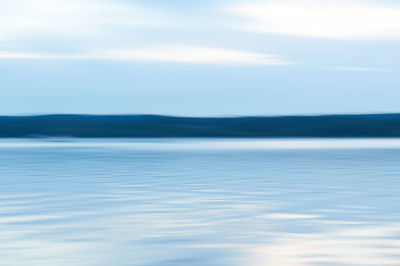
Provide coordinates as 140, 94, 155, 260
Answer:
0, 46, 293, 65
0, 0, 294, 66
0, 51, 73, 59
0, 0, 173, 42
97, 46, 292, 65
325, 66, 394, 72
225, 0, 400, 40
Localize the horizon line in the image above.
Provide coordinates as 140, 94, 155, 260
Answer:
1, 112, 400, 118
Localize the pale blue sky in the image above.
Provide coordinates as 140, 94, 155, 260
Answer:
1, 0, 400, 116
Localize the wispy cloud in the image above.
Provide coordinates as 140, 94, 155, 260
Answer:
0, 0, 173, 42
0, 51, 72, 59
97, 46, 293, 65
0, 0, 294, 66
0, 46, 293, 65
225, 0, 400, 40
325, 67, 394, 72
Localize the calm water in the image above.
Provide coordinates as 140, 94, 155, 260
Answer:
1, 139, 400, 266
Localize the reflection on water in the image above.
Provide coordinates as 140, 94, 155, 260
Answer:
1, 139, 400, 266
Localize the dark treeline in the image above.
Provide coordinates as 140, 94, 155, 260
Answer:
1, 114, 400, 138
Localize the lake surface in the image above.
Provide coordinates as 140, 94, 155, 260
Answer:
1, 139, 400, 266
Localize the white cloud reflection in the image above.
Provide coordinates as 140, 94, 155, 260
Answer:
241, 224, 400, 266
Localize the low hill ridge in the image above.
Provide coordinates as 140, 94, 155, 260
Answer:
1, 114, 400, 137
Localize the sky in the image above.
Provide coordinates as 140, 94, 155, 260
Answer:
1, 0, 400, 116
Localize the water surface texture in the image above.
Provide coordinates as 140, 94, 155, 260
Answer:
1, 139, 400, 266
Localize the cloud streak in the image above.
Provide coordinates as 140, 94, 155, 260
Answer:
0, 46, 293, 65
226, 0, 400, 40
324, 66, 394, 72
0, 0, 173, 42
0, 0, 294, 66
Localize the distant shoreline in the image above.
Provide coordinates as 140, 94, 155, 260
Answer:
1, 114, 400, 138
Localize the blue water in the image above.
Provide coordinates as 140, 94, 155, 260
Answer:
1, 139, 400, 266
